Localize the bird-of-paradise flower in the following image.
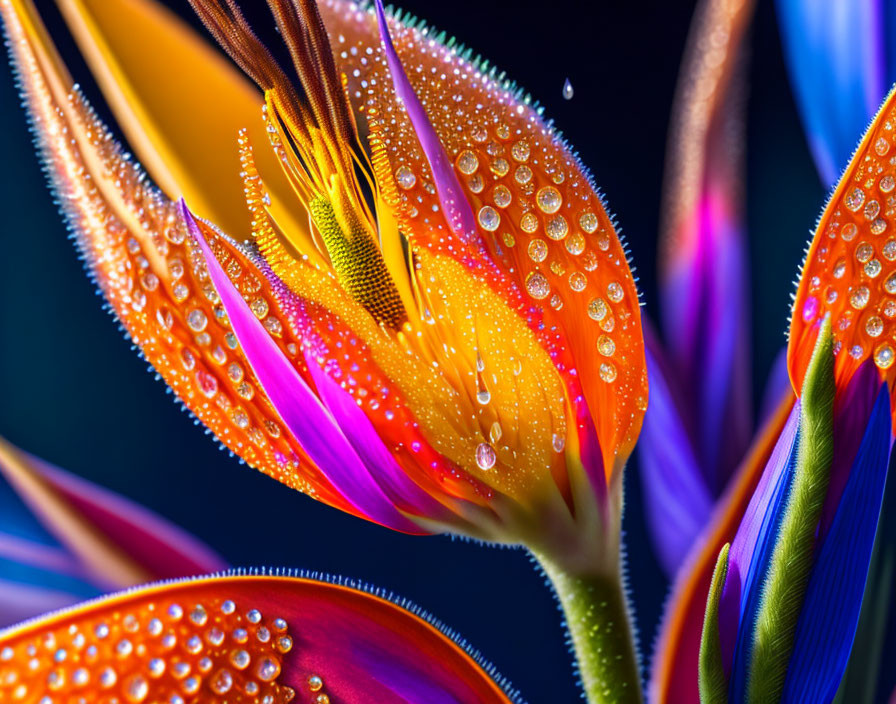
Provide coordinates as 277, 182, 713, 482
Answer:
648, 1, 896, 699
0, 436, 226, 627
0, 570, 526, 703
1, 0, 648, 700
652, 67, 896, 704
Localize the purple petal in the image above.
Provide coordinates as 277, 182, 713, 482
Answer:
717, 400, 801, 677
0, 579, 83, 628
302, 349, 455, 522
637, 331, 713, 577
181, 202, 424, 534
0, 532, 85, 578
373, 0, 477, 240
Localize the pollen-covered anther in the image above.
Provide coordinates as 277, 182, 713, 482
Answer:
0, 596, 295, 702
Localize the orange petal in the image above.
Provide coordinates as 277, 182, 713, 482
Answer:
788, 85, 896, 412
320, 0, 647, 475
0, 573, 517, 703
1, 0, 359, 518
52, 0, 314, 255
649, 390, 795, 703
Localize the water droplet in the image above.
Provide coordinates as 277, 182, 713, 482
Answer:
490, 157, 510, 176
599, 362, 617, 383
588, 298, 608, 321
875, 343, 895, 368
866, 315, 884, 337
562, 78, 574, 100
493, 185, 512, 208
841, 223, 857, 241
865, 259, 882, 277
520, 212, 539, 233
881, 175, 895, 193
546, 215, 569, 240
528, 238, 548, 262
477, 389, 491, 404
802, 296, 819, 322
476, 442, 497, 470
514, 165, 533, 184
566, 233, 585, 255
511, 140, 530, 162
850, 285, 870, 309
568, 271, 587, 291
256, 656, 281, 682
309, 675, 324, 692
525, 272, 551, 299
597, 335, 616, 356
607, 282, 624, 303
456, 150, 479, 175
552, 433, 566, 452
478, 206, 501, 231
395, 166, 416, 189
579, 211, 598, 233
537, 186, 562, 214
845, 187, 865, 212
865, 200, 881, 220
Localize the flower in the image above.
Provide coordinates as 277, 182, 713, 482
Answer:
1, 0, 646, 549
2, 0, 649, 700
654, 60, 896, 704
0, 436, 225, 627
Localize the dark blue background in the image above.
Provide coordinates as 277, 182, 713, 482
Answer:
0, 0, 826, 701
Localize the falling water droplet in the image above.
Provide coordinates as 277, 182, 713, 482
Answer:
562, 78, 574, 100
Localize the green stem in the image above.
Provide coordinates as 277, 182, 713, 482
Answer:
536, 554, 642, 704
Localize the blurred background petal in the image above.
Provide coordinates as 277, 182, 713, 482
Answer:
0, 436, 225, 625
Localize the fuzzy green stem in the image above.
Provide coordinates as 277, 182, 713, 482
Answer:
537, 554, 642, 704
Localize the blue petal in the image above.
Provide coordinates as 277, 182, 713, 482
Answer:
782, 386, 893, 702
721, 404, 801, 699
637, 334, 714, 577
776, 0, 886, 187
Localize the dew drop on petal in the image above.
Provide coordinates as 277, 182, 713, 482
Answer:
475, 442, 497, 470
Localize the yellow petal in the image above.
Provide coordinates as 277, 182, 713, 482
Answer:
54, 0, 314, 255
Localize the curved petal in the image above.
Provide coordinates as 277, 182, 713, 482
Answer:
0, 0, 361, 516
782, 386, 893, 702
321, 0, 647, 475
776, 0, 886, 187
649, 391, 795, 704
637, 330, 713, 577
0, 438, 224, 587
183, 203, 425, 534
788, 82, 896, 421
51, 0, 312, 251
0, 572, 520, 704
659, 0, 755, 493
718, 400, 800, 688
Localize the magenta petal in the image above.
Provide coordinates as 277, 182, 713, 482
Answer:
374, 0, 477, 240
181, 202, 423, 533
24, 455, 225, 579
303, 349, 453, 521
